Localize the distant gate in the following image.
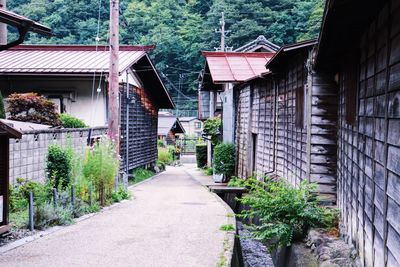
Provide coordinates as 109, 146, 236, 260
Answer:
177, 138, 198, 155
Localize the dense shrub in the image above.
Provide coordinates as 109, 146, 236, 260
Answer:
6, 93, 61, 126
60, 113, 87, 128
158, 147, 174, 165
203, 117, 222, 146
47, 144, 72, 189
10, 178, 51, 212
0, 90, 5, 119
213, 143, 235, 179
83, 137, 119, 206
34, 203, 74, 230
239, 177, 336, 249
196, 144, 207, 168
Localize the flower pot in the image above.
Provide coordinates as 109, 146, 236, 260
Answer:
213, 173, 224, 183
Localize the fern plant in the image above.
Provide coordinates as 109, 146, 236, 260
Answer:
239, 177, 335, 249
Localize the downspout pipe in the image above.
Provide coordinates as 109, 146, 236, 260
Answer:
265, 76, 278, 178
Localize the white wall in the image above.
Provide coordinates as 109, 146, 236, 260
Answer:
222, 83, 235, 143
0, 77, 108, 127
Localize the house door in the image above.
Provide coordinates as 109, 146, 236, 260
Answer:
250, 133, 258, 175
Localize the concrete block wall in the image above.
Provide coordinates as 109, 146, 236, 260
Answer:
9, 127, 107, 184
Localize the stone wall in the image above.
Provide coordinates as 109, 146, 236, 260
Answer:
9, 127, 107, 184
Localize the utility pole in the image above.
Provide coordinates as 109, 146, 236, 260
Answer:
0, 0, 6, 45
207, 12, 226, 168
216, 12, 226, 52
108, 0, 120, 153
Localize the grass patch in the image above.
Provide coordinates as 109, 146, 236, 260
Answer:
130, 168, 155, 185
203, 167, 213, 176
220, 224, 235, 231
217, 238, 230, 267
9, 208, 28, 229
226, 213, 235, 218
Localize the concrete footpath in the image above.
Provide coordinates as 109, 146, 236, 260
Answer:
0, 166, 234, 267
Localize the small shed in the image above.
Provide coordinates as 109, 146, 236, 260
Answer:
158, 113, 185, 145
0, 121, 22, 234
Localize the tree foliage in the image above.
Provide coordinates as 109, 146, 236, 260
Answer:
6, 93, 61, 126
0, 90, 5, 119
8, 0, 324, 104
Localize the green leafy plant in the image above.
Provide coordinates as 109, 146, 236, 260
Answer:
227, 177, 245, 187
6, 92, 61, 126
204, 167, 213, 176
157, 139, 165, 148
213, 143, 235, 179
47, 144, 72, 189
111, 186, 131, 202
60, 113, 87, 128
203, 117, 222, 146
239, 177, 334, 249
195, 144, 207, 168
131, 168, 155, 184
10, 178, 52, 212
158, 147, 174, 165
0, 90, 5, 119
220, 224, 235, 231
83, 137, 119, 206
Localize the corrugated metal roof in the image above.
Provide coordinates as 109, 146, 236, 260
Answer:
201, 52, 275, 83
0, 45, 153, 74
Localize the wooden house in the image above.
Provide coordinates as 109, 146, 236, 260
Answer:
315, 0, 400, 265
157, 112, 185, 145
179, 117, 203, 137
199, 51, 276, 143
0, 45, 174, 174
233, 0, 400, 265
198, 36, 278, 143
234, 39, 337, 204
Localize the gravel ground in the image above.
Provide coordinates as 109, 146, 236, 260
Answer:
0, 166, 228, 267
238, 222, 275, 267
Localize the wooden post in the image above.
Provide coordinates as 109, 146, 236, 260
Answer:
108, 0, 120, 153
28, 191, 34, 231
52, 188, 57, 207
71, 186, 75, 207
0, 0, 6, 45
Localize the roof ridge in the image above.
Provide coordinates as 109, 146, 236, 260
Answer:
9, 45, 156, 52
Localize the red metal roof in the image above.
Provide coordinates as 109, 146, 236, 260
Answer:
0, 45, 154, 74
201, 52, 275, 83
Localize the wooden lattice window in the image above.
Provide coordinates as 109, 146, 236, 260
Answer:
295, 85, 305, 128
344, 64, 358, 125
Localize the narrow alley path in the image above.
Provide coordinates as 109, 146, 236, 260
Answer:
0, 166, 231, 267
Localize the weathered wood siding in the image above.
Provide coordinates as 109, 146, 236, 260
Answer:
309, 73, 338, 203
336, 3, 400, 266
120, 84, 158, 172
236, 84, 251, 177
275, 57, 308, 187
235, 53, 337, 203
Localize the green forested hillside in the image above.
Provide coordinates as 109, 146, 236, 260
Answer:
8, 0, 324, 106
